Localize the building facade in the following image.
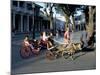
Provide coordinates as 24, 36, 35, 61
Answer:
11, 1, 50, 33
74, 8, 86, 31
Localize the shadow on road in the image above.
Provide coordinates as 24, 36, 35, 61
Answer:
73, 52, 87, 60
64, 48, 95, 60
12, 52, 46, 69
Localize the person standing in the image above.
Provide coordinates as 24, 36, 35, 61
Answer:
56, 30, 59, 39
64, 27, 70, 45
80, 26, 88, 48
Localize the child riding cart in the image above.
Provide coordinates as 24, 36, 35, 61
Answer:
20, 36, 41, 58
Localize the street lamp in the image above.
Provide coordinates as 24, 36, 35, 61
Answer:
32, 3, 35, 39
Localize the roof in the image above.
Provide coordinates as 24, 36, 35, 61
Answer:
34, 3, 43, 8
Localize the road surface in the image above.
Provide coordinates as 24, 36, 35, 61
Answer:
11, 31, 96, 74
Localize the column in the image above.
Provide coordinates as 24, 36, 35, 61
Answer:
21, 14, 23, 32
18, 1, 20, 7
13, 12, 15, 30
27, 15, 29, 32
24, 2, 27, 11
32, 15, 35, 39
32, 15, 34, 32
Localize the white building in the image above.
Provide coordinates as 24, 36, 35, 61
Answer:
55, 14, 66, 31
74, 8, 86, 31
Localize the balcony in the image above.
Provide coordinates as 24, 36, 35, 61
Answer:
12, 6, 34, 15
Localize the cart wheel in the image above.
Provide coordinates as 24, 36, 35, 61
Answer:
31, 49, 40, 56
20, 47, 31, 59
46, 51, 55, 60
63, 52, 70, 59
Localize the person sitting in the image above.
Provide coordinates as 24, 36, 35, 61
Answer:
47, 38, 55, 51
23, 35, 30, 47
31, 39, 40, 55
46, 37, 56, 60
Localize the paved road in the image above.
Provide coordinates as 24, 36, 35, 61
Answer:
11, 31, 82, 67
11, 31, 96, 74
12, 50, 96, 74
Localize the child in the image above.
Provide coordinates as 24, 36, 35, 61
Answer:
24, 35, 30, 47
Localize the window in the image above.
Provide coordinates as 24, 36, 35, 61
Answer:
19, 1, 24, 8
13, 1, 17, 7
27, 3, 32, 10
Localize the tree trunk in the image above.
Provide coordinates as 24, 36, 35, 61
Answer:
64, 14, 69, 30
71, 14, 75, 32
87, 6, 95, 38
49, 16, 53, 30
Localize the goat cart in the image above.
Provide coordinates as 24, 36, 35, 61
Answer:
45, 42, 82, 60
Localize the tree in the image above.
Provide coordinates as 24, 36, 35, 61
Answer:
44, 3, 55, 30
55, 4, 71, 30
55, 4, 81, 31
84, 6, 96, 37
